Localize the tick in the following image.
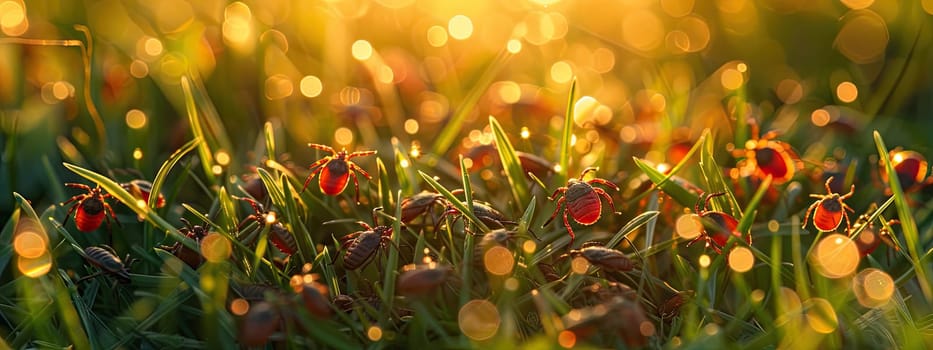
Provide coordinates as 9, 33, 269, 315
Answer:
120, 179, 165, 208
302, 143, 376, 204
733, 120, 800, 185
161, 218, 209, 268
237, 197, 297, 256
803, 176, 855, 232
848, 213, 900, 257
62, 183, 119, 232
560, 243, 634, 273
334, 207, 396, 270
81, 245, 132, 284
688, 192, 747, 254
400, 190, 459, 224
543, 167, 619, 245
397, 264, 453, 297
883, 149, 929, 193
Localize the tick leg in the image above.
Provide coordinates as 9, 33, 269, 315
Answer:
588, 178, 619, 191
563, 206, 575, 246
593, 187, 618, 214
350, 162, 373, 180
308, 143, 336, 155
548, 187, 567, 201
579, 167, 599, 180
543, 197, 566, 227
349, 171, 362, 204
802, 201, 818, 229
302, 159, 329, 192
348, 150, 377, 159
840, 184, 855, 200
62, 200, 82, 226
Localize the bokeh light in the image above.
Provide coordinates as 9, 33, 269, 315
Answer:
367, 326, 383, 341
334, 127, 354, 145
853, 268, 895, 308
0, 0, 28, 36
550, 61, 573, 84
623, 10, 663, 51
125, 109, 147, 129
558, 330, 576, 348
835, 10, 889, 64
230, 298, 249, 316
427, 25, 448, 47
299, 75, 323, 98
698, 254, 711, 268
14, 230, 46, 259
805, 298, 838, 334
675, 214, 702, 240
458, 299, 500, 341
14, 218, 50, 278
17, 252, 51, 278
448, 15, 473, 40
812, 234, 860, 279
352, 40, 374, 61
483, 246, 515, 276
811, 108, 831, 127
223, 2, 254, 49
836, 81, 858, 103
201, 233, 231, 263
570, 256, 590, 274
728, 247, 754, 273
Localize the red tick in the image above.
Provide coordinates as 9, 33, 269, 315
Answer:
733, 119, 801, 185
882, 149, 930, 194
544, 167, 619, 245
302, 143, 376, 204
120, 179, 165, 208
62, 183, 119, 232
803, 176, 855, 233
688, 192, 747, 254
848, 213, 900, 257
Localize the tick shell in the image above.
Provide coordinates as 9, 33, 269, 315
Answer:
293, 280, 332, 318
319, 160, 351, 195
575, 246, 634, 272
400, 191, 446, 223
812, 197, 845, 232
238, 301, 281, 347
121, 180, 165, 208
885, 150, 928, 191
397, 265, 452, 297
516, 151, 555, 179
75, 198, 106, 232
342, 226, 393, 270
699, 211, 744, 248
565, 180, 603, 225
752, 142, 796, 183
84, 246, 130, 283
658, 291, 694, 321
269, 223, 297, 256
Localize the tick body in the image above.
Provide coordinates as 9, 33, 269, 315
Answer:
162, 218, 208, 268
302, 143, 376, 204
83, 245, 131, 283
734, 121, 800, 185
688, 192, 746, 254
848, 213, 900, 257
237, 197, 297, 255
400, 190, 451, 224
884, 150, 929, 192
544, 167, 619, 245
62, 183, 118, 232
121, 179, 165, 208
803, 176, 855, 232
336, 207, 395, 270
562, 243, 634, 272
397, 264, 453, 297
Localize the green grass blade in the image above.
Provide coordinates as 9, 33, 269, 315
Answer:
381, 191, 403, 322
736, 175, 772, 235
180, 76, 216, 184
633, 158, 699, 207
430, 49, 512, 156
419, 170, 490, 233
699, 130, 741, 216
459, 232, 475, 308
489, 116, 530, 207
62, 163, 195, 251
264, 121, 276, 163
150, 138, 200, 210
459, 154, 476, 221
873, 131, 932, 301
557, 79, 577, 185
606, 210, 660, 249
377, 157, 393, 210
518, 196, 536, 237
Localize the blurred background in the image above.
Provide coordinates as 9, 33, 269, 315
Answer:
2, 0, 933, 218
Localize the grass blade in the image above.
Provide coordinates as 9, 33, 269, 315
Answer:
430, 49, 512, 156
150, 138, 200, 210
180, 76, 216, 184
633, 158, 699, 208
557, 79, 577, 185
263, 121, 276, 164
381, 190, 403, 322
873, 131, 932, 301
489, 115, 530, 207
419, 171, 490, 233
736, 175, 772, 236
699, 130, 741, 216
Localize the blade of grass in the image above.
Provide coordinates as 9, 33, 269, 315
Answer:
377, 158, 393, 210
874, 131, 932, 301
264, 121, 276, 163
380, 190, 403, 322
489, 116, 530, 207
430, 49, 512, 156
419, 171, 490, 233
605, 211, 660, 249
557, 79, 577, 185
736, 175, 773, 235
518, 196, 536, 237
180, 76, 216, 184
699, 130, 741, 217
633, 158, 699, 208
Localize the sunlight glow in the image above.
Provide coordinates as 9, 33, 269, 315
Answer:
853, 268, 895, 308
728, 247, 754, 273
300, 75, 323, 98
836, 81, 858, 103
812, 234, 860, 279
201, 233, 231, 263
427, 25, 448, 47
448, 15, 474, 40
484, 246, 515, 276
126, 109, 148, 129
352, 40, 374, 61
458, 300, 500, 340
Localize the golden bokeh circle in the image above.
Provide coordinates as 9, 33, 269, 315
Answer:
812, 234, 860, 279
458, 299, 500, 341
201, 233, 232, 263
